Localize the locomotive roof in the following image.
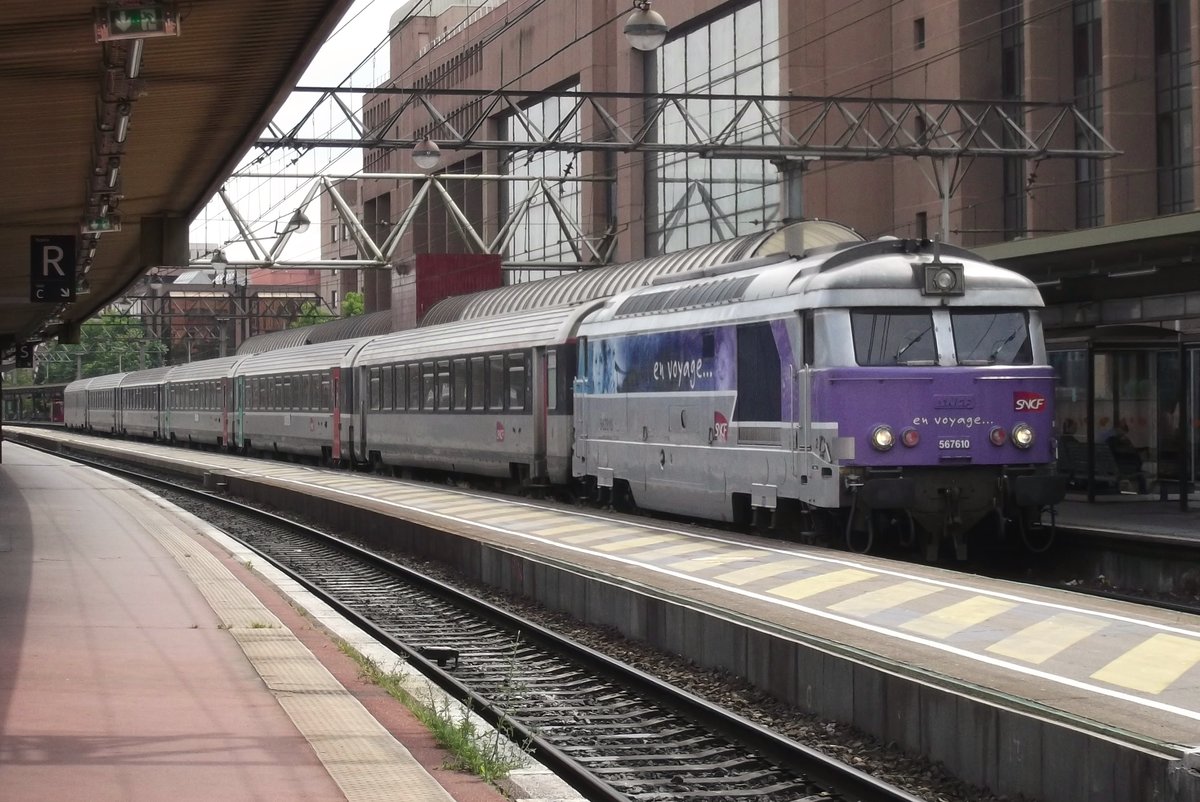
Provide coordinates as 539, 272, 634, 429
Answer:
581, 239, 1043, 331
419, 220, 863, 326
356, 303, 602, 363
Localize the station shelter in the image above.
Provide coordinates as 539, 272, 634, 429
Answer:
1047, 327, 1196, 507
978, 213, 1200, 510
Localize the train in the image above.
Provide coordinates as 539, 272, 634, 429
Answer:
62, 235, 1067, 560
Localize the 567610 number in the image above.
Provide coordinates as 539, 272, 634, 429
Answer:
938, 438, 970, 449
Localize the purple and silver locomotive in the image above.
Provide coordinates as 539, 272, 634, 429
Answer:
573, 238, 1065, 559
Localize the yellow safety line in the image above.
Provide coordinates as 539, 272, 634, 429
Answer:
1091, 633, 1200, 694
769, 568, 876, 600
829, 580, 942, 617
900, 596, 1017, 639
986, 613, 1109, 664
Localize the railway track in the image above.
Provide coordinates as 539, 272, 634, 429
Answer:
37, 442, 922, 802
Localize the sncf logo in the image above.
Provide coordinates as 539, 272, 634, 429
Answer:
1013, 391, 1047, 412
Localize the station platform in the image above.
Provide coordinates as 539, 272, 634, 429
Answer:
0, 442, 526, 802
4, 426, 1200, 802
1055, 495, 1200, 542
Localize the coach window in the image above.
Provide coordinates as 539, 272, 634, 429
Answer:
437, 360, 452, 410
421, 362, 437, 410
320, 376, 331, 411
407, 364, 421, 410
546, 350, 558, 411
951, 310, 1032, 365
369, 367, 382, 410
398, 367, 412, 410
735, 323, 782, 421
470, 356, 485, 411
488, 354, 505, 410
507, 353, 527, 411
381, 366, 393, 411
452, 359, 468, 410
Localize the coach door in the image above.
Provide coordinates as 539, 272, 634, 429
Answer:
220, 377, 231, 448
233, 375, 245, 450
330, 367, 342, 464
532, 348, 548, 480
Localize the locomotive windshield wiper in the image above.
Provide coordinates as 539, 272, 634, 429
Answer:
985, 326, 1023, 363
893, 325, 932, 363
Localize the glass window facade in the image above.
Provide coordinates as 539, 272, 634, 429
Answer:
503, 83, 582, 282
1073, 0, 1104, 228
1155, 0, 1194, 214
648, 0, 780, 255
1000, 0, 1026, 240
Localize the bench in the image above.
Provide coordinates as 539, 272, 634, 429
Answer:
1058, 438, 1145, 493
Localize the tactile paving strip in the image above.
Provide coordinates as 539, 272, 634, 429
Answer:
130, 495, 457, 802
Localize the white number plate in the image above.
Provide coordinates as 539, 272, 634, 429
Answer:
938, 438, 970, 449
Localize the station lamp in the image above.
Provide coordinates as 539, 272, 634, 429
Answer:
284, 209, 310, 235
623, 0, 668, 51
412, 137, 442, 171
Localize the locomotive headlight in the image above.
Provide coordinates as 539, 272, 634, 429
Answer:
901, 428, 920, 447
922, 262, 966, 296
870, 425, 895, 451
1012, 423, 1035, 449
989, 426, 1008, 446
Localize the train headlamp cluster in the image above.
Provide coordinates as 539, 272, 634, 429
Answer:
871, 423, 1037, 451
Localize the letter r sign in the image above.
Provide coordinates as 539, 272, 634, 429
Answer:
30, 235, 76, 303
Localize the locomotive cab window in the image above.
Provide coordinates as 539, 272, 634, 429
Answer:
851, 310, 936, 365
951, 310, 1032, 365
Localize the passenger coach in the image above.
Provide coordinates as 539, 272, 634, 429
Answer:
352, 304, 598, 485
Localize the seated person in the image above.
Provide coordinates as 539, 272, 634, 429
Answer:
1106, 421, 1146, 492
